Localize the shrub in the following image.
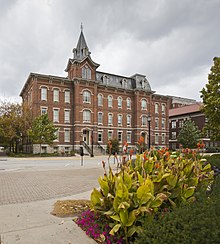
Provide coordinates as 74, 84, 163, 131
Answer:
90, 149, 214, 243
134, 175, 220, 244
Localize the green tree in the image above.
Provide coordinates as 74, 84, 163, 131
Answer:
28, 114, 57, 155
106, 138, 120, 155
0, 101, 32, 152
177, 120, 200, 148
201, 57, 220, 141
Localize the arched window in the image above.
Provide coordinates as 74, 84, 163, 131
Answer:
83, 90, 91, 103
162, 104, 166, 115
141, 99, 147, 110
118, 96, 122, 108
98, 94, 103, 106
82, 65, 91, 79
108, 95, 113, 108
127, 114, 131, 126
126, 98, 131, 109
83, 110, 91, 123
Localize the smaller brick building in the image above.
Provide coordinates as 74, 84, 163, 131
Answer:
169, 102, 219, 149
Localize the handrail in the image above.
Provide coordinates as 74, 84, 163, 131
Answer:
96, 142, 106, 154
80, 141, 92, 155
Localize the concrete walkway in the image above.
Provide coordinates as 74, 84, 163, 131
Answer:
0, 190, 96, 244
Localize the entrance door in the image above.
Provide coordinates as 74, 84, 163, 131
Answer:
83, 130, 89, 144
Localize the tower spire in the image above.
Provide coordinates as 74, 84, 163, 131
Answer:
80, 22, 83, 32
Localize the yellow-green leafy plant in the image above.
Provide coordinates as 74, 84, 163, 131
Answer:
90, 148, 214, 244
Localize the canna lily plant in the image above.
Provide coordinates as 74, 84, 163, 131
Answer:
90, 147, 214, 244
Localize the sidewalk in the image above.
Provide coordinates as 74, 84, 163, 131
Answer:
0, 190, 96, 244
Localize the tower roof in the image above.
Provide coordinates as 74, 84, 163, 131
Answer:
73, 26, 91, 61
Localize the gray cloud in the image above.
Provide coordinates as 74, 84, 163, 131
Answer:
0, 0, 220, 102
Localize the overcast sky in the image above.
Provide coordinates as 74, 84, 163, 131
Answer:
0, 0, 220, 103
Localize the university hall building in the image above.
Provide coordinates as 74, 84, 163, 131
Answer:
20, 29, 170, 155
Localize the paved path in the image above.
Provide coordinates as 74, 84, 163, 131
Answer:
0, 168, 103, 205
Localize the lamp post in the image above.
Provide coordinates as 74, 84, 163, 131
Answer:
91, 130, 94, 157
148, 115, 151, 150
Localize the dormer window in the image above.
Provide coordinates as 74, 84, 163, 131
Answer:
121, 79, 127, 88
103, 75, 109, 85
82, 65, 91, 79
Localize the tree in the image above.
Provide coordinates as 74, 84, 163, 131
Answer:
28, 114, 58, 155
201, 57, 220, 141
106, 138, 120, 155
0, 101, 32, 152
177, 120, 200, 148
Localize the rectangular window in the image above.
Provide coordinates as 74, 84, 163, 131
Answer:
155, 103, 159, 114
162, 118, 165, 130
142, 116, 147, 126
53, 109, 59, 122
127, 131, 132, 143
108, 130, 113, 140
64, 90, 70, 103
127, 115, 131, 126
155, 118, 159, 129
41, 87, 47, 101
54, 129, 59, 142
54, 146, 59, 153
162, 104, 166, 115
64, 129, 70, 142
171, 132, 176, 139
108, 114, 113, 125
118, 131, 122, 143
171, 121, 176, 129
83, 110, 91, 123
162, 133, 165, 144
108, 96, 113, 108
98, 131, 103, 142
41, 107, 47, 115
179, 120, 184, 128
118, 114, 122, 126
64, 110, 70, 123
98, 112, 103, 125
155, 133, 159, 144
53, 89, 59, 102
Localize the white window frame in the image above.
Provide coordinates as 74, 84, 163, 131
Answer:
127, 131, 132, 143
64, 90, 70, 103
98, 112, 103, 125
108, 113, 113, 126
53, 89, 59, 102
53, 108, 59, 123
98, 94, 103, 107
155, 133, 159, 144
98, 130, 103, 143
108, 130, 113, 140
64, 129, 70, 142
83, 110, 91, 123
155, 118, 159, 129
141, 99, 147, 110
171, 121, 176, 129
54, 129, 59, 142
162, 104, 166, 115
64, 109, 70, 123
41, 87, 47, 101
127, 114, 131, 127
108, 95, 113, 108
41, 107, 48, 115
162, 133, 165, 144
118, 114, 122, 126
83, 90, 91, 103
82, 65, 91, 79
118, 96, 122, 109
118, 131, 123, 143
162, 118, 165, 130
155, 103, 159, 114
142, 115, 147, 126
126, 98, 131, 109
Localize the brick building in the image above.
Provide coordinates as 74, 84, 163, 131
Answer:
169, 102, 220, 149
20, 29, 170, 155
